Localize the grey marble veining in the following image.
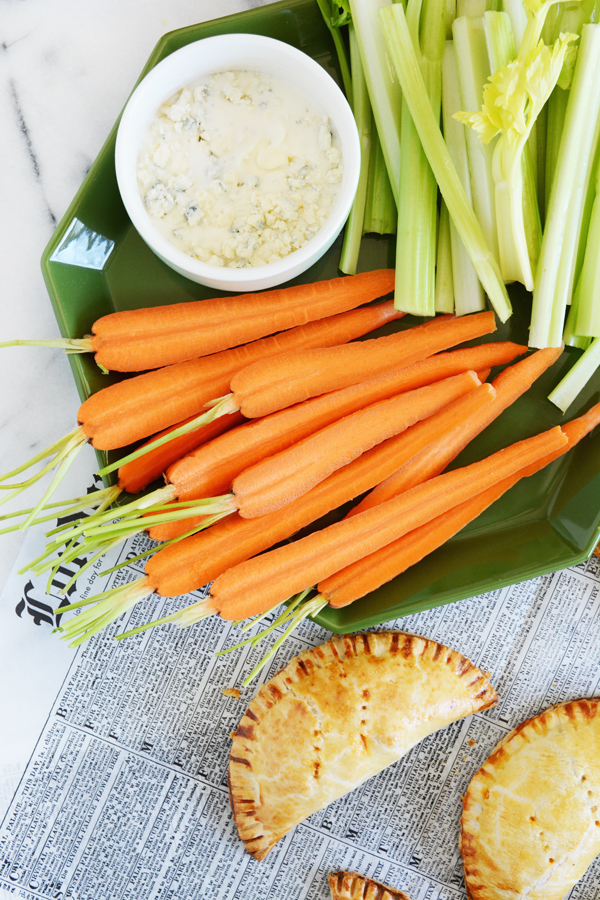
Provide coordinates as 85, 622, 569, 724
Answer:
0, 0, 274, 592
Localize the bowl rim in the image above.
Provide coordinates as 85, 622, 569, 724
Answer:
114, 32, 360, 290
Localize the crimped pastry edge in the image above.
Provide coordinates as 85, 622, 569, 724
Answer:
460, 697, 600, 900
229, 630, 497, 861
328, 869, 412, 900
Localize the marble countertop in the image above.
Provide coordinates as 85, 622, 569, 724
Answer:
0, 0, 275, 594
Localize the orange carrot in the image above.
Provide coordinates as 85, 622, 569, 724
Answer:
89, 270, 395, 371
347, 346, 563, 517
79, 300, 403, 451
159, 341, 524, 506
229, 311, 496, 419
231, 371, 483, 518
207, 425, 567, 621
77, 371, 485, 555
98, 311, 500, 478
321, 401, 600, 607
147, 377, 498, 544
118, 411, 246, 495
56, 384, 497, 645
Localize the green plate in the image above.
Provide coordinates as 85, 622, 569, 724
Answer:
41, 0, 600, 635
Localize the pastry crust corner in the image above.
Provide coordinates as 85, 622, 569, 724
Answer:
328, 870, 412, 900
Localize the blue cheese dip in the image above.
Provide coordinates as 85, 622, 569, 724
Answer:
136, 70, 344, 268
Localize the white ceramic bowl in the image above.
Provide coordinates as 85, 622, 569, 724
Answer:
115, 33, 360, 292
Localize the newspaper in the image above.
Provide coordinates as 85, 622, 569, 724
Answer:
1, 463, 600, 900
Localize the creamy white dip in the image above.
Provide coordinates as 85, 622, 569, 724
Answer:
136, 70, 343, 268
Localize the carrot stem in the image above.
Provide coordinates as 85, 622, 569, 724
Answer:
0, 427, 85, 484
0, 486, 120, 534
216, 590, 312, 656
57, 579, 149, 647
115, 597, 216, 640
97, 394, 239, 477
241, 596, 329, 687
21, 438, 88, 529
0, 338, 94, 353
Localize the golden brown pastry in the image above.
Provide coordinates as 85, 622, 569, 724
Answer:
229, 631, 497, 859
461, 698, 600, 900
328, 870, 411, 900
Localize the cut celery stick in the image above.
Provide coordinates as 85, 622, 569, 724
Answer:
544, 85, 569, 214
394, 0, 445, 315
349, 0, 403, 205
472, 10, 545, 290
363, 128, 397, 234
453, 15, 500, 263
316, 0, 354, 104
457, 0, 486, 16
379, 3, 512, 320
435, 203, 455, 312
575, 156, 600, 336
548, 337, 600, 412
563, 285, 592, 350
503, 0, 527, 49
442, 40, 485, 314
340, 24, 373, 275
531, 24, 600, 348
536, 103, 548, 226
518, 0, 562, 59
445, 0, 456, 38
483, 11, 515, 72
564, 279, 592, 348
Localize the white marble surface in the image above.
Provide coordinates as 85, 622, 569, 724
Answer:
0, 0, 276, 594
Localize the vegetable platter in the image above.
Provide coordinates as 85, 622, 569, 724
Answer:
38, 0, 600, 637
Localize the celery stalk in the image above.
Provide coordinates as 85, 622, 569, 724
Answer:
445, 0, 456, 38
339, 25, 373, 274
535, 103, 548, 225
379, 2, 512, 320
484, 11, 541, 269
518, 0, 563, 59
530, 24, 600, 348
363, 129, 397, 233
457, 0, 486, 15
316, 0, 354, 105
544, 85, 569, 213
435, 203, 455, 312
483, 10, 516, 71
503, 0, 527, 50
564, 279, 592, 348
453, 16, 500, 263
349, 0, 403, 204
442, 40, 485, 314
394, 0, 445, 315
575, 156, 600, 336
548, 337, 600, 412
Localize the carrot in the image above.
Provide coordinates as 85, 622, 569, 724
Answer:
158, 341, 524, 507
55, 383, 497, 645
232, 371, 484, 518
347, 346, 563, 517
321, 402, 600, 608
80, 300, 403, 451
230, 311, 497, 419
62, 370, 484, 563
118, 411, 246, 495
1, 301, 402, 531
147, 376, 499, 544
83, 370, 486, 545
2, 271, 395, 372
207, 425, 567, 621
103, 310, 500, 479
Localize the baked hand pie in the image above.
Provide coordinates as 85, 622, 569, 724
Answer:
461, 698, 600, 900
229, 631, 497, 859
328, 870, 411, 900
